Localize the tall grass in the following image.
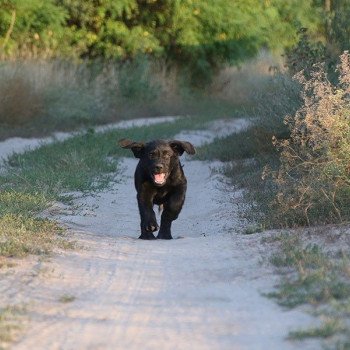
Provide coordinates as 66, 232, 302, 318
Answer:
208, 51, 284, 108
0, 59, 171, 131
0, 57, 248, 140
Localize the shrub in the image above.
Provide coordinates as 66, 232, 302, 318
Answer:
266, 52, 350, 226
284, 29, 328, 77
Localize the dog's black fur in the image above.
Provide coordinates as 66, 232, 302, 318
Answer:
119, 139, 195, 240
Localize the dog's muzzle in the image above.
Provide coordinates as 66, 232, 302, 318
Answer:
153, 172, 167, 185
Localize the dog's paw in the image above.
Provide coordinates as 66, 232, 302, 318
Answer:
139, 232, 156, 240
144, 220, 159, 232
157, 231, 173, 240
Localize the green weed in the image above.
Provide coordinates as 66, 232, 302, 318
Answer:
195, 127, 277, 162
266, 232, 350, 348
288, 319, 344, 340
0, 191, 47, 216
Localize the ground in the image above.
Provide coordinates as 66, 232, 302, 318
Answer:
0, 118, 320, 349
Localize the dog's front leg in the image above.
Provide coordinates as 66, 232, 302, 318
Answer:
157, 186, 186, 240
137, 190, 158, 240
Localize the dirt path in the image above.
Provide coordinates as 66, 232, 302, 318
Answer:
1, 118, 318, 349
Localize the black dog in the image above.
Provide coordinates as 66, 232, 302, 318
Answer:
119, 139, 196, 240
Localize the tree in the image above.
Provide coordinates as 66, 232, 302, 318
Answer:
0, 0, 327, 76
0, 0, 67, 58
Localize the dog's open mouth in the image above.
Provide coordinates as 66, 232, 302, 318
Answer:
153, 173, 167, 185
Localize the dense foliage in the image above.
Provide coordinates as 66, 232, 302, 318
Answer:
267, 52, 350, 226
0, 0, 326, 71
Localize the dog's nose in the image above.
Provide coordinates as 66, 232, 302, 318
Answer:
154, 164, 164, 172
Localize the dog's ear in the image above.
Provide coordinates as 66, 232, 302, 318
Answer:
169, 140, 196, 156
118, 139, 145, 158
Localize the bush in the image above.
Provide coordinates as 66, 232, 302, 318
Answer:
284, 29, 328, 78
0, 1, 327, 83
266, 52, 350, 226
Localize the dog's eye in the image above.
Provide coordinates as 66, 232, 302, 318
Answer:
162, 151, 170, 158
149, 152, 156, 158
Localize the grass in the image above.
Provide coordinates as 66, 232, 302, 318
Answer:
288, 319, 344, 340
2, 115, 216, 195
0, 59, 243, 140
0, 215, 71, 258
0, 186, 74, 258
265, 232, 350, 348
195, 127, 277, 162
58, 294, 76, 303
0, 305, 25, 347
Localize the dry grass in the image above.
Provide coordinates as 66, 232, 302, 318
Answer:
0, 305, 26, 348
266, 52, 350, 227
0, 53, 282, 139
0, 190, 73, 258
0, 58, 180, 135
209, 51, 283, 107
0, 58, 230, 139
197, 51, 350, 229
58, 294, 76, 303
0, 214, 72, 258
0, 74, 43, 125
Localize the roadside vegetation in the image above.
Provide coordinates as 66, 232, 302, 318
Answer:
0, 58, 241, 140
0, 305, 25, 347
195, 37, 350, 346
197, 41, 350, 229
263, 231, 350, 349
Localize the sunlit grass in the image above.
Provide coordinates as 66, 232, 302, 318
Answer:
0, 214, 71, 258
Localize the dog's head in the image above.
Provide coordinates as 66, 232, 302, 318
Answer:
119, 139, 196, 186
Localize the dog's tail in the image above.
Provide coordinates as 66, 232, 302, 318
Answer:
158, 204, 164, 214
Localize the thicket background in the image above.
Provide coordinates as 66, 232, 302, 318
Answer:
0, 1, 326, 65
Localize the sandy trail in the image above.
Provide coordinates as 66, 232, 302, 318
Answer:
0, 118, 318, 349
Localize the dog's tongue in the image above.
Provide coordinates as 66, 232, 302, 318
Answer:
154, 173, 166, 184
